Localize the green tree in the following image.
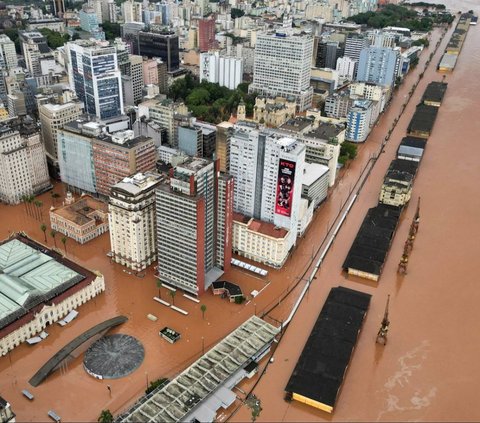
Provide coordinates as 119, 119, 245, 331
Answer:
231, 8, 245, 19
34, 200, 43, 221
169, 290, 176, 306
101, 21, 121, 41
200, 304, 207, 320
61, 236, 67, 254
246, 395, 262, 422
51, 192, 61, 206
98, 409, 113, 423
40, 224, 47, 243
50, 229, 57, 248
145, 378, 169, 395
39, 28, 70, 49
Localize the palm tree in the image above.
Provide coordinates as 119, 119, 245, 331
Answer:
98, 409, 113, 423
200, 304, 207, 320
50, 229, 57, 248
34, 200, 43, 221
51, 192, 61, 206
61, 236, 67, 254
25, 195, 34, 217
40, 224, 47, 243
169, 290, 176, 306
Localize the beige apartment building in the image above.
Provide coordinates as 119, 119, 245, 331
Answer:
109, 172, 163, 272
232, 213, 293, 268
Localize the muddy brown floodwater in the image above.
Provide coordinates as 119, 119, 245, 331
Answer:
1, 2, 479, 422
230, 2, 480, 422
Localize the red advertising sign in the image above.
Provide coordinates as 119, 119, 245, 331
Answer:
275, 159, 296, 217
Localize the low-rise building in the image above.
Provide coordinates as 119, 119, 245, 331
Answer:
252, 96, 296, 127
0, 234, 105, 356
301, 163, 330, 208
232, 212, 293, 268
50, 194, 109, 244
109, 172, 163, 272
0, 396, 15, 422
379, 159, 419, 208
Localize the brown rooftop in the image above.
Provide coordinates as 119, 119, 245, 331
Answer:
51, 195, 108, 227
233, 213, 289, 239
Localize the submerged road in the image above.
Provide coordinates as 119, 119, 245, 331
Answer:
231, 8, 480, 423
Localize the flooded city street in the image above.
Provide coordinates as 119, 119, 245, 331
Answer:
1, 1, 479, 421
231, 1, 480, 421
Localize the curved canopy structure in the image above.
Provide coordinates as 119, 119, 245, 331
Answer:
29, 315, 128, 387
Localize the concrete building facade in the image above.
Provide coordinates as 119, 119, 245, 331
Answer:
249, 31, 314, 111
109, 172, 163, 272
0, 122, 50, 205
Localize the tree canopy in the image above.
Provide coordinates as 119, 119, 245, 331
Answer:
101, 21, 121, 41
347, 4, 453, 31
39, 28, 70, 49
231, 8, 245, 19
168, 75, 256, 124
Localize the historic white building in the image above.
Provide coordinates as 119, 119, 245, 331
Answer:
108, 172, 163, 272
0, 235, 105, 356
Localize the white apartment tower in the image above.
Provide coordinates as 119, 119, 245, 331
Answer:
109, 172, 163, 272
249, 30, 314, 111
200, 52, 243, 90
230, 122, 306, 237
0, 123, 51, 204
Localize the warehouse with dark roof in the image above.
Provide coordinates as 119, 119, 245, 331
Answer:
343, 205, 401, 281
407, 104, 439, 139
285, 286, 371, 413
422, 82, 448, 107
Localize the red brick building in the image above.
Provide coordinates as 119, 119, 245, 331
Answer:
198, 17, 216, 52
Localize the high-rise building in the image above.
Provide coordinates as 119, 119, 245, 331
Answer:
316, 41, 343, 69
66, 40, 124, 120
200, 52, 243, 90
148, 99, 189, 146
39, 100, 84, 161
336, 56, 356, 81
143, 58, 159, 85
122, 54, 144, 106
52, 0, 65, 17
357, 46, 398, 87
109, 172, 163, 271
0, 120, 51, 204
367, 30, 396, 48
215, 121, 233, 173
0, 396, 15, 423
178, 125, 202, 157
344, 32, 369, 76
92, 131, 157, 197
229, 123, 306, 237
0, 34, 18, 71
138, 29, 180, 72
198, 17, 216, 52
156, 158, 233, 295
346, 99, 373, 143
19, 31, 50, 76
79, 5, 105, 39
249, 30, 314, 111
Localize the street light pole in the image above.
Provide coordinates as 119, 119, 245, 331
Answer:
201, 337, 205, 355
145, 372, 149, 390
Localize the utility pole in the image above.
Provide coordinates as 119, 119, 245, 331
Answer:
376, 295, 390, 346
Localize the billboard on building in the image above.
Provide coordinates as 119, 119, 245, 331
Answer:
275, 159, 296, 217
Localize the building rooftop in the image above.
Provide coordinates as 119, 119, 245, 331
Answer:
343, 205, 401, 279
407, 104, 439, 134
50, 195, 108, 227
0, 234, 91, 333
117, 316, 279, 423
306, 122, 344, 141
112, 172, 163, 196
280, 117, 314, 133
302, 163, 329, 187
422, 81, 448, 105
233, 213, 289, 239
285, 286, 371, 413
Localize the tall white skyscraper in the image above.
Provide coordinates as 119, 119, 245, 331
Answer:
249, 30, 314, 111
66, 40, 124, 120
230, 122, 306, 238
200, 52, 243, 90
